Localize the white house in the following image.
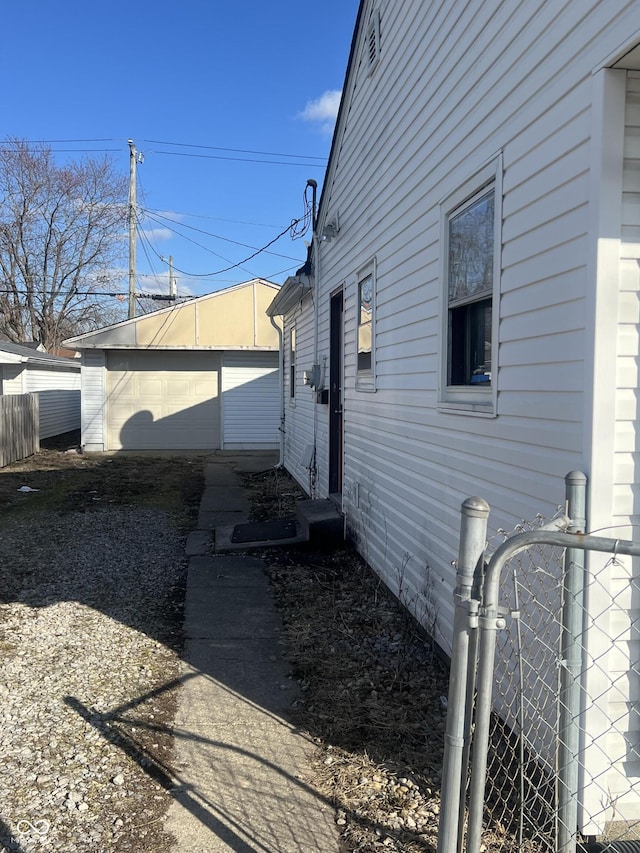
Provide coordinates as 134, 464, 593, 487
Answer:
65, 279, 282, 452
267, 0, 640, 836
0, 342, 81, 439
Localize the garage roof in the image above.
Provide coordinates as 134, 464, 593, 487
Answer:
0, 341, 80, 368
64, 278, 281, 351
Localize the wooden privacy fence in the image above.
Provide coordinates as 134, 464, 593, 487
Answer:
0, 394, 39, 467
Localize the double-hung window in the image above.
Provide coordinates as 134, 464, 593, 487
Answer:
440, 158, 501, 414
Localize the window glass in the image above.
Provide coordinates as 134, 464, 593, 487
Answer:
447, 188, 494, 387
448, 190, 494, 304
358, 274, 373, 372
289, 326, 296, 398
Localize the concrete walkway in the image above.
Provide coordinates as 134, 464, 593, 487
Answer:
165, 452, 339, 852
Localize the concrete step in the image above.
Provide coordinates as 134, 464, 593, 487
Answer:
214, 499, 344, 553
295, 499, 344, 545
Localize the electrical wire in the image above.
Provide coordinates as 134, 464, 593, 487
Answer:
0, 287, 177, 299
0, 138, 328, 163
136, 224, 162, 285
0, 137, 316, 283
163, 215, 310, 279
144, 208, 285, 230
150, 150, 324, 168
290, 182, 315, 239
0, 138, 118, 144
263, 263, 303, 279
139, 212, 257, 278
141, 208, 302, 262
0, 138, 326, 167
141, 138, 328, 161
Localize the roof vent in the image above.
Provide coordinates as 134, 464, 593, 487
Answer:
366, 10, 381, 73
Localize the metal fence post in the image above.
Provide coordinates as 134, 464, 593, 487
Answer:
437, 497, 490, 853
558, 471, 587, 853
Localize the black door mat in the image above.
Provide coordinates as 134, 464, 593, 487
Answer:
231, 518, 298, 543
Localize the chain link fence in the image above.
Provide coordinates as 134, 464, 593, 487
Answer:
483, 535, 565, 851
437, 472, 640, 853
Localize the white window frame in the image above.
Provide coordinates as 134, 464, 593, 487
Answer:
356, 258, 376, 392
438, 155, 502, 416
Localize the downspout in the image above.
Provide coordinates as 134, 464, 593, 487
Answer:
269, 314, 285, 468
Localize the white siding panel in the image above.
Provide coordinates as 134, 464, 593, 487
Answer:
282, 298, 316, 495
81, 350, 106, 451
1, 364, 24, 394
221, 352, 279, 449
24, 365, 81, 439
1, 362, 80, 440
308, 0, 634, 647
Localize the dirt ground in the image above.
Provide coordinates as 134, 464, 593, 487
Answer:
242, 468, 450, 853
0, 434, 203, 853
0, 432, 203, 524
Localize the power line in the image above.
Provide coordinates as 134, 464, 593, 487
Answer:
0, 138, 119, 144
0, 138, 328, 165
0, 287, 179, 300
141, 208, 302, 262
151, 150, 324, 168
139, 213, 257, 278
166, 216, 310, 279
142, 138, 328, 161
144, 207, 284, 230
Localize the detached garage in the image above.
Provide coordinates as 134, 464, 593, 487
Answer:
65, 279, 282, 452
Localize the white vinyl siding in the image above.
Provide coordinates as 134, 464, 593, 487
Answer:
81, 350, 106, 451
1, 364, 26, 394
24, 365, 80, 440
1, 360, 80, 440
281, 302, 316, 495
312, 0, 619, 645
221, 352, 280, 449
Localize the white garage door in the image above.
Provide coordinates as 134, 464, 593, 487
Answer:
221, 352, 280, 449
106, 351, 221, 450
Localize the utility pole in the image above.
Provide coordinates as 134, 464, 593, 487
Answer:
128, 139, 137, 320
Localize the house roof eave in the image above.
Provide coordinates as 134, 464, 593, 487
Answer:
266, 274, 313, 317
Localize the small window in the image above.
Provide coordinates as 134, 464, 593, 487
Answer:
356, 262, 375, 390
289, 326, 296, 399
358, 275, 373, 371
440, 157, 501, 414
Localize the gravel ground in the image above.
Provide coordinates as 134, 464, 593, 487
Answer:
0, 508, 186, 853
0, 450, 525, 853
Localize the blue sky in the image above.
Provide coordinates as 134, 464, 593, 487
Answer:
1, 1, 359, 302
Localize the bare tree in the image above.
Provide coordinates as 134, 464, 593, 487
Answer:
0, 139, 128, 349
